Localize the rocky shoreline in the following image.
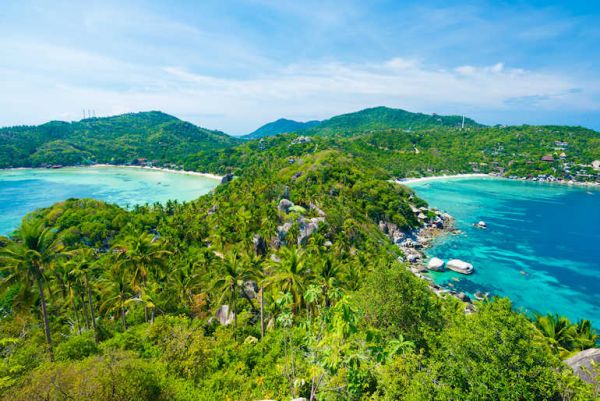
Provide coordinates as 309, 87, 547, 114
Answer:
379, 205, 477, 312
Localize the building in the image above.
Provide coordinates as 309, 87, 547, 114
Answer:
541, 155, 554, 162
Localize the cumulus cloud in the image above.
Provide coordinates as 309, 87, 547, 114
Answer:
1, 1, 599, 132
4, 47, 597, 134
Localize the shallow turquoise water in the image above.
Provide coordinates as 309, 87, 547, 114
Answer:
0, 167, 219, 235
407, 177, 600, 324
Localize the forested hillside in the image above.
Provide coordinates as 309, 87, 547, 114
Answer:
244, 107, 481, 140
0, 109, 599, 399
0, 112, 240, 168
186, 124, 600, 182
243, 118, 320, 140
305, 106, 481, 136
0, 134, 597, 399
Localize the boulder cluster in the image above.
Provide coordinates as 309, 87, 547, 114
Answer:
274, 197, 326, 248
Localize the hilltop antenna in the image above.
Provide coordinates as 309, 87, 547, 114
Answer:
82, 109, 86, 119
461, 115, 465, 130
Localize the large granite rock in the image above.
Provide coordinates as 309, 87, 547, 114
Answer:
565, 348, 600, 384
253, 234, 268, 256
298, 217, 324, 245
427, 257, 445, 271
278, 199, 294, 213
221, 173, 234, 184
277, 222, 293, 241
243, 280, 259, 299
447, 259, 474, 274
212, 305, 234, 325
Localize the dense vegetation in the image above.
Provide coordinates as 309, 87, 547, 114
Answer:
0, 111, 240, 168
243, 118, 321, 140
302, 106, 481, 137
187, 124, 600, 182
0, 108, 599, 399
1, 138, 598, 399
242, 107, 480, 140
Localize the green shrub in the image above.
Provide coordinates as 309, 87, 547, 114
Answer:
55, 332, 98, 361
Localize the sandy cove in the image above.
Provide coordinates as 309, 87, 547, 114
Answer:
90, 164, 223, 181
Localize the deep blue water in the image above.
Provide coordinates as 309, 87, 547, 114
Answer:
407, 177, 600, 324
0, 167, 219, 235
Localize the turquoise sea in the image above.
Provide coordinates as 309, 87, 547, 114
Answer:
0, 167, 219, 235
406, 177, 600, 324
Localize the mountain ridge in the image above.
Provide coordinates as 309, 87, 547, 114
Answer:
242, 118, 321, 139
244, 106, 483, 140
0, 111, 240, 168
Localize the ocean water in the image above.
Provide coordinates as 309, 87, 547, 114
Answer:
0, 167, 219, 235
406, 177, 600, 324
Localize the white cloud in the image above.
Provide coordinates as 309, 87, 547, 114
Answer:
1, 48, 598, 134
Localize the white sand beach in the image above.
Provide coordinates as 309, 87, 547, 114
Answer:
91, 164, 224, 181
396, 173, 491, 185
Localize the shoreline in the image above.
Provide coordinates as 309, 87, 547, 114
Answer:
397, 173, 599, 189
397, 173, 490, 185
90, 164, 223, 181
0, 164, 224, 181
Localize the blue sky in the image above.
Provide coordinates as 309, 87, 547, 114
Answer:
1, 0, 599, 134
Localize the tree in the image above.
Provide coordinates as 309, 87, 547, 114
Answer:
66, 248, 99, 339
534, 313, 598, 355
212, 249, 254, 331
315, 256, 342, 307
268, 247, 311, 314
112, 231, 170, 322
99, 263, 133, 330
0, 218, 64, 360
534, 313, 578, 355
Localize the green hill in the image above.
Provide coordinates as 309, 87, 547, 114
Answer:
242, 118, 320, 139
308, 106, 482, 136
0, 110, 598, 400
0, 111, 240, 168
242, 107, 483, 140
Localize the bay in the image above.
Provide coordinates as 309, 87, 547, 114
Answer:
0, 166, 220, 235
406, 177, 600, 324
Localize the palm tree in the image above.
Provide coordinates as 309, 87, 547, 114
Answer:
169, 258, 204, 313
113, 231, 170, 322
574, 319, 599, 350
241, 250, 266, 332
534, 313, 577, 353
268, 246, 311, 314
66, 248, 99, 338
100, 264, 133, 331
50, 259, 82, 334
0, 218, 63, 360
315, 256, 342, 307
304, 284, 322, 329
212, 249, 254, 331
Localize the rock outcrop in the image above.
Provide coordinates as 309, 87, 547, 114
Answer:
447, 259, 474, 274
220, 173, 234, 184
427, 257, 445, 271
243, 280, 259, 299
565, 348, 600, 384
211, 305, 234, 325
252, 234, 267, 256
298, 217, 324, 245
278, 198, 294, 213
